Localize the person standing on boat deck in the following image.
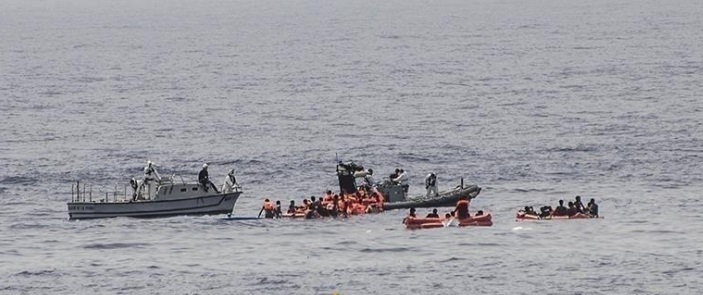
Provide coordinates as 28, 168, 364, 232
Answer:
143, 161, 161, 183
221, 169, 238, 193
198, 163, 220, 193
136, 161, 160, 198
364, 169, 378, 193
425, 172, 438, 197
393, 169, 409, 194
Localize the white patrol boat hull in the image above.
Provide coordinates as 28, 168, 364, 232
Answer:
67, 192, 241, 219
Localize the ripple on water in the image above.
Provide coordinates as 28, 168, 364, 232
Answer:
83, 242, 150, 250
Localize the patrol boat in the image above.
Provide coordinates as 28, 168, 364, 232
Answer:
67, 174, 242, 220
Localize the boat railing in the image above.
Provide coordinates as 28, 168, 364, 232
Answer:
70, 180, 154, 203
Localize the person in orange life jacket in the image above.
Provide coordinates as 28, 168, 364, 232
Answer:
323, 190, 334, 203
552, 200, 568, 216
454, 195, 471, 219
426, 208, 440, 218
258, 198, 275, 218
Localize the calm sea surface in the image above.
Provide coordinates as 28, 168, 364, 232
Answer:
1, 0, 702, 294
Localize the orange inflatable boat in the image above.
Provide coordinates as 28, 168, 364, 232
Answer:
404, 213, 493, 230
515, 211, 598, 220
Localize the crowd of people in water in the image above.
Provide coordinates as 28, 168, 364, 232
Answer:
520, 196, 599, 218
401, 195, 483, 223
258, 188, 386, 219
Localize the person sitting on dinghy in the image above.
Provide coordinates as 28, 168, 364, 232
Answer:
552, 200, 568, 216
258, 198, 275, 219
198, 163, 220, 193
566, 201, 578, 217
539, 206, 553, 218
402, 207, 417, 224
587, 198, 599, 217
454, 195, 471, 219
523, 206, 538, 216
426, 208, 440, 218
275, 200, 282, 218
574, 196, 587, 213
287, 200, 297, 214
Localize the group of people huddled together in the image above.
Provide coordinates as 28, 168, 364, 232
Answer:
258, 188, 386, 219
521, 196, 599, 218
402, 195, 482, 223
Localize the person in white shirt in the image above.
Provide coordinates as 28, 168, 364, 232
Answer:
143, 161, 161, 183
221, 169, 238, 193
425, 172, 438, 197
393, 169, 409, 194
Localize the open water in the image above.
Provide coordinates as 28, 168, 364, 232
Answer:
1, 0, 703, 294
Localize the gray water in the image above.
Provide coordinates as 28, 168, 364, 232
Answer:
1, 0, 703, 294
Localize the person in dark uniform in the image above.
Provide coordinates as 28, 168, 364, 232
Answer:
198, 163, 220, 193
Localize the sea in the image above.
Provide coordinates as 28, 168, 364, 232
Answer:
1, 0, 702, 294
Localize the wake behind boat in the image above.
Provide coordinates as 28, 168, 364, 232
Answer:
67, 162, 243, 219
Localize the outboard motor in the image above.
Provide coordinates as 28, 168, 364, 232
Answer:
336, 161, 363, 194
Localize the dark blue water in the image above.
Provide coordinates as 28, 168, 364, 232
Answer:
1, 0, 702, 294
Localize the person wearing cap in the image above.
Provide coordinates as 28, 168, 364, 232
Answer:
221, 168, 238, 193
198, 163, 220, 193
425, 172, 438, 197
